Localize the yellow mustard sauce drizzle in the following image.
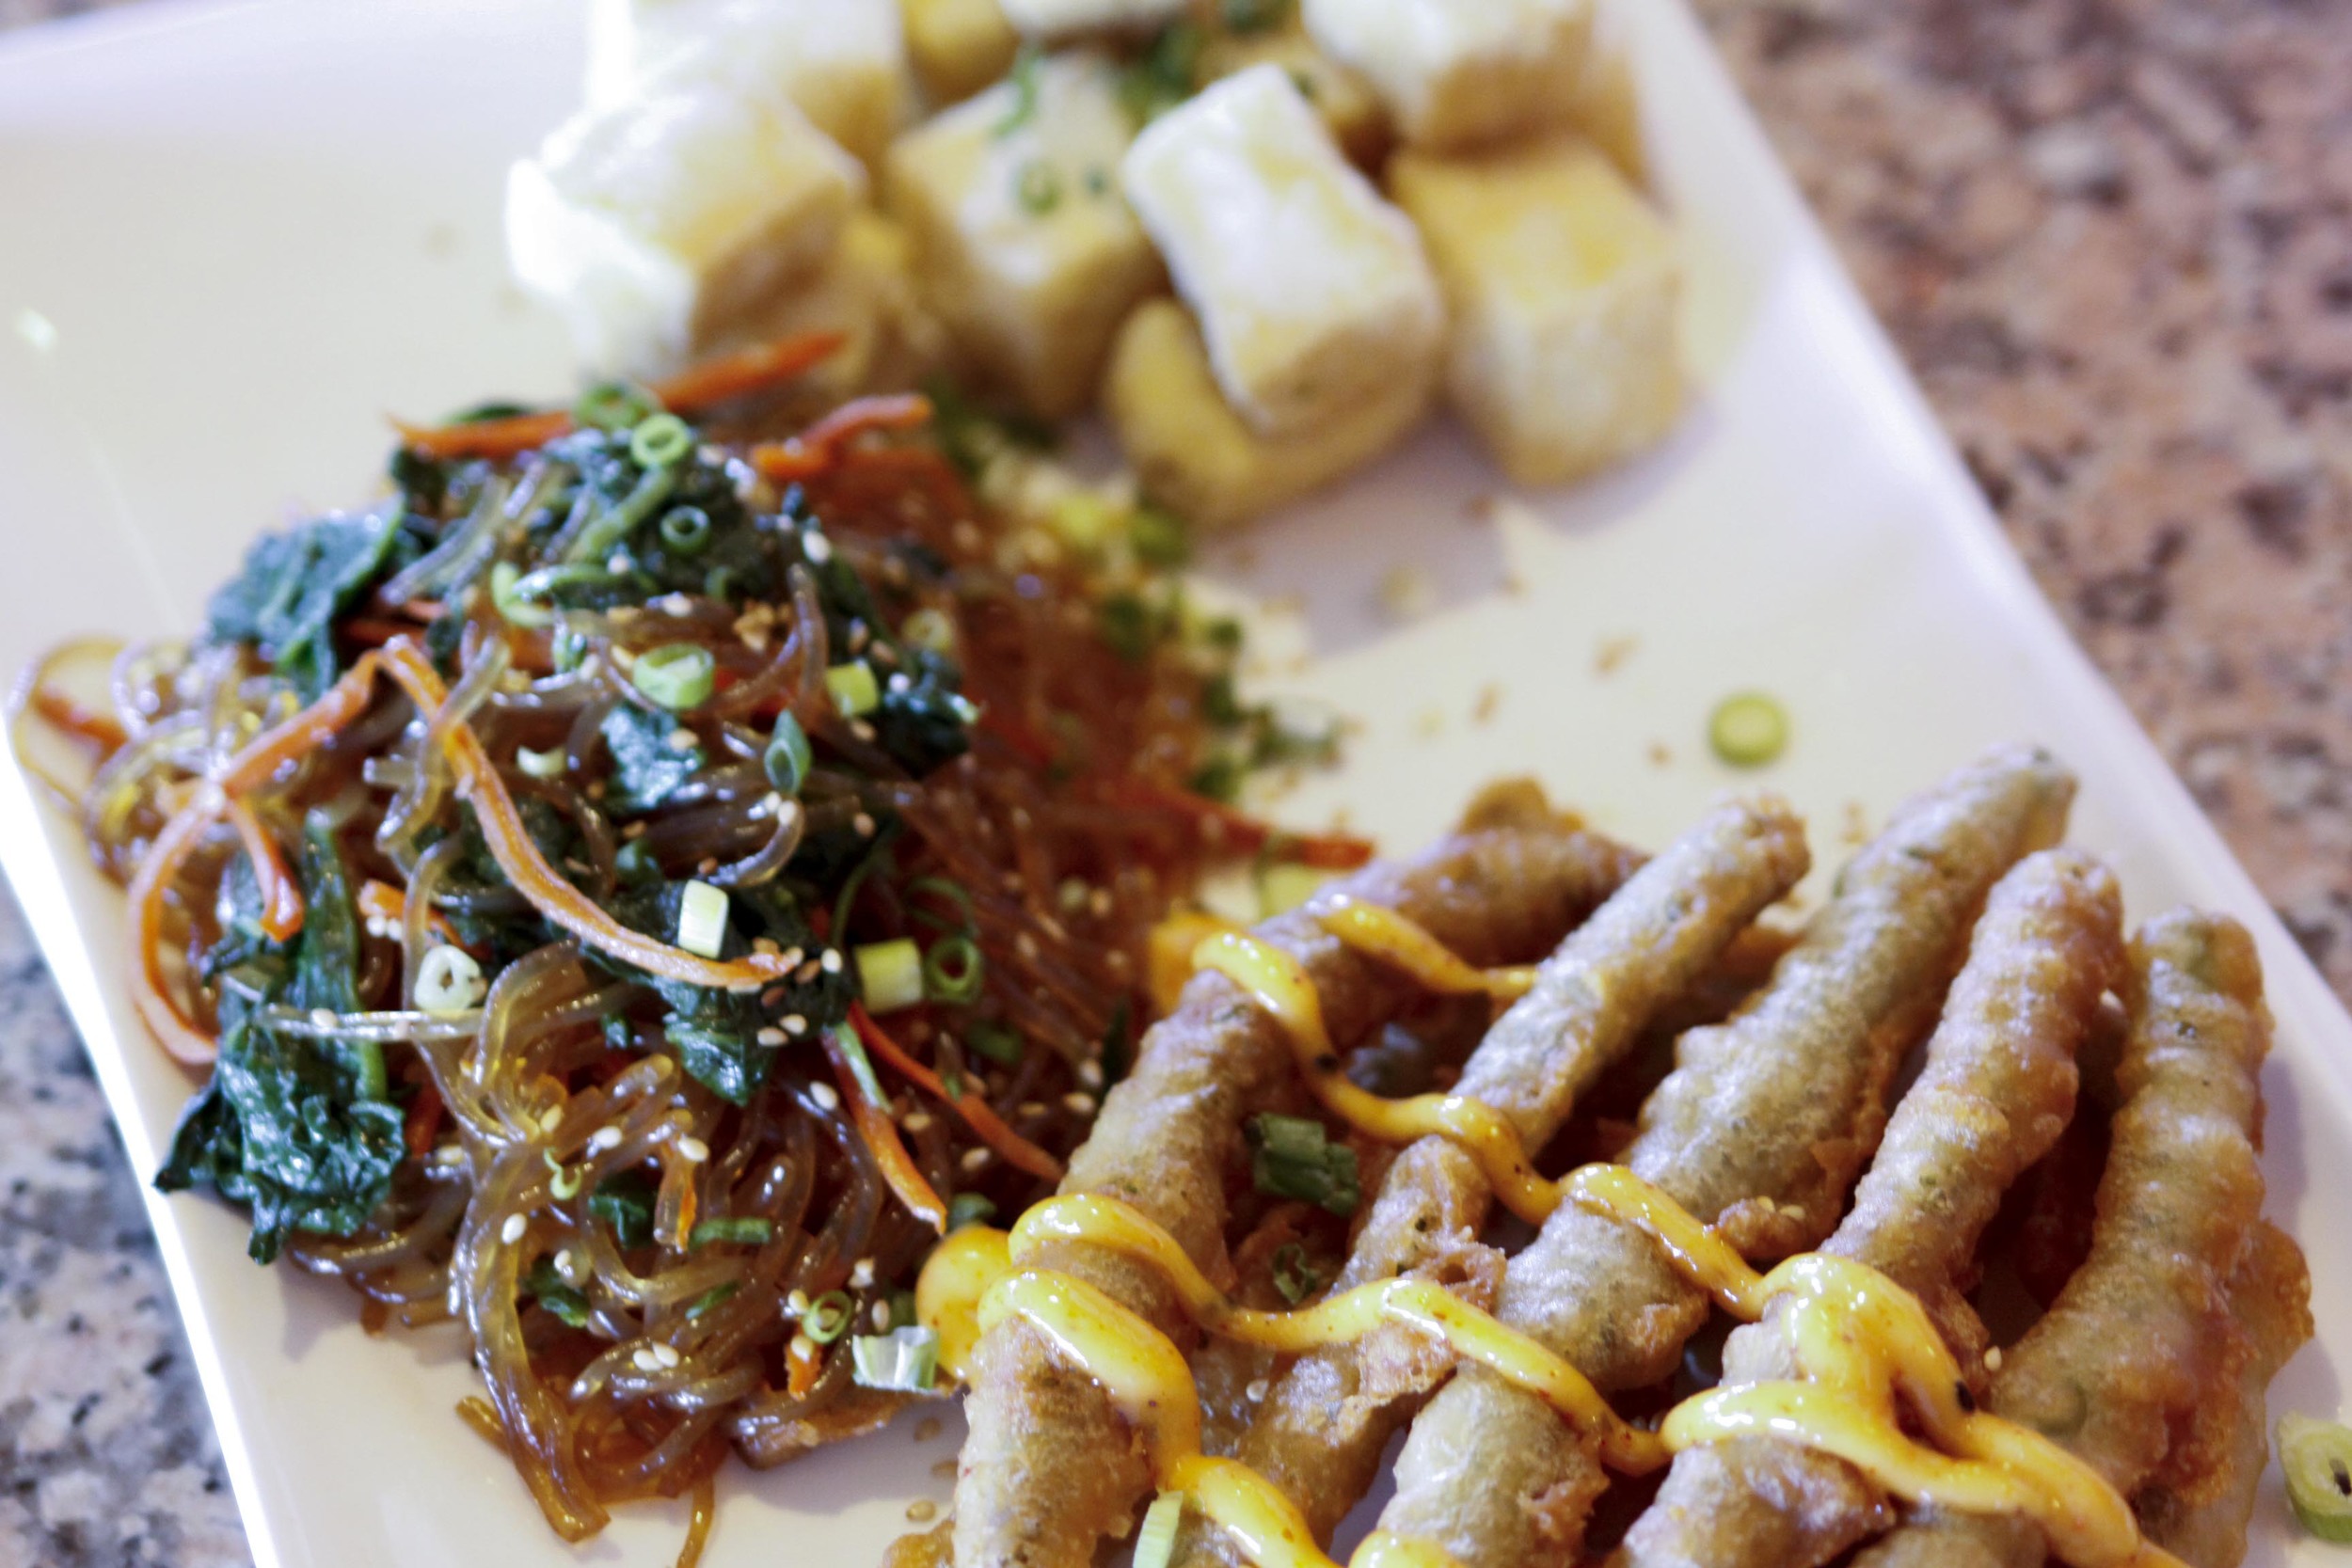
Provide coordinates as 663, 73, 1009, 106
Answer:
916, 912, 2187, 1568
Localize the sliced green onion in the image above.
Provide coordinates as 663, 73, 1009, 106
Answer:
543, 1148, 586, 1200
415, 944, 485, 1016
1708, 692, 1789, 768
922, 936, 985, 1006
1015, 159, 1063, 214
826, 660, 881, 719
1248, 1114, 1359, 1217
675, 879, 730, 959
947, 1192, 997, 1232
629, 412, 695, 469
515, 745, 566, 780
1256, 862, 1328, 919
635, 643, 715, 711
2281, 1415, 2352, 1543
1135, 1492, 1186, 1568
575, 381, 656, 432
763, 713, 813, 796
803, 1290, 855, 1344
490, 560, 554, 629
908, 877, 977, 936
658, 505, 712, 555
966, 1021, 1024, 1067
850, 1325, 941, 1393
1269, 1241, 1321, 1305
829, 1023, 890, 1108
900, 608, 957, 656
686, 1281, 741, 1320
994, 43, 1043, 137
689, 1216, 774, 1248
1128, 506, 1191, 567
857, 938, 926, 1013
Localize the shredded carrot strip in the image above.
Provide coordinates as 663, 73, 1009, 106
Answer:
359, 879, 458, 945
373, 641, 796, 991
1098, 776, 1375, 871
215, 652, 387, 797
785, 1335, 823, 1397
26, 683, 128, 755
222, 793, 305, 942
850, 1005, 1064, 1182
127, 796, 227, 1066
749, 394, 934, 483
821, 1027, 947, 1233
405, 1078, 445, 1160
650, 331, 845, 414
394, 331, 846, 461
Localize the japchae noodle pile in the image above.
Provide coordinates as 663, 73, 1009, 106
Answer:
12, 334, 1364, 1561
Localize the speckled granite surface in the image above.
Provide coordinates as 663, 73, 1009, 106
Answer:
1, 0, 2346, 1563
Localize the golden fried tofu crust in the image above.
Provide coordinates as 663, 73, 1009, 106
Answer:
1617, 847, 2124, 1568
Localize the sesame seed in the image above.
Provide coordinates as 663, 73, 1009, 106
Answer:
756, 1027, 786, 1047
803, 531, 834, 564
556, 1247, 580, 1281
810, 1082, 839, 1111
903, 1112, 934, 1133
675, 1135, 709, 1164
850, 1257, 877, 1289
1018, 1101, 1046, 1119
873, 1300, 895, 1331
538, 1106, 563, 1133
310, 1008, 338, 1029
905, 1502, 940, 1528
1062, 1092, 1096, 1115
785, 1013, 809, 1036
780, 948, 804, 970
608, 552, 632, 574
632, 1347, 661, 1372
849, 719, 877, 743
788, 1331, 815, 1359
501, 1213, 527, 1244
588, 1127, 623, 1154
667, 728, 697, 752
1089, 889, 1114, 919
887, 672, 912, 695
1245, 1379, 1269, 1402
653, 1342, 681, 1369
663, 594, 694, 617
787, 1290, 811, 1318
1077, 1061, 1104, 1090
960, 1148, 991, 1173
1015, 933, 1040, 961
1985, 1347, 2004, 1370
820, 949, 844, 974
852, 813, 877, 838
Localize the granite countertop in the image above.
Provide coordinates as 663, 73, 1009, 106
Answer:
2, 0, 2345, 1563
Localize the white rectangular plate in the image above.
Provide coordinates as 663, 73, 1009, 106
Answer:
0, 2, 2343, 1565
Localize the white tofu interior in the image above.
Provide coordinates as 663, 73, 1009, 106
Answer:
1105, 298, 1430, 531
1301, 0, 1593, 151
1121, 64, 1442, 437
506, 84, 865, 376
995, 0, 1188, 39
585, 0, 910, 170
883, 51, 1162, 419
1390, 135, 1682, 486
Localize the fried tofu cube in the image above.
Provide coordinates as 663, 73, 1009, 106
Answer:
1389, 135, 1683, 486
506, 83, 865, 376
1198, 16, 1389, 166
883, 51, 1162, 418
1105, 298, 1431, 530
714, 212, 950, 395
1301, 0, 1593, 151
1121, 65, 1442, 437
996, 0, 1187, 37
584, 0, 909, 171
901, 0, 1022, 103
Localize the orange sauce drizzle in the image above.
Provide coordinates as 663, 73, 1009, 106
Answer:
917, 911, 2185, 1568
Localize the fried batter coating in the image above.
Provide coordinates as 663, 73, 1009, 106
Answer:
1373, 744, 2076, 1568
945, 821, 1642, 1568
2134, 1221, 2313, 1568
1850, 908, 2283, 1568
1168, 796, 1811, 1566
1617, 848, 2124, 1568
